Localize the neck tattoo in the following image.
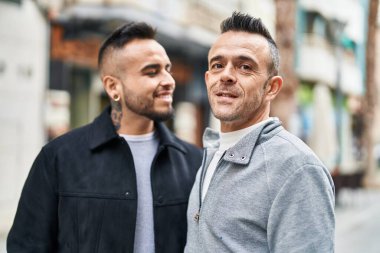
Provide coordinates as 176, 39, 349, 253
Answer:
111, 100, 122, 131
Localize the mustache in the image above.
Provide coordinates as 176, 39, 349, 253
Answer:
210, 82, 242, 96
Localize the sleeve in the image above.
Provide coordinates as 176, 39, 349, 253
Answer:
267, 164, 335, 253
7, 148, 58, 252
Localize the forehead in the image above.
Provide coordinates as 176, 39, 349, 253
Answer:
208, 31, 270, 63
117, 39, 170, 68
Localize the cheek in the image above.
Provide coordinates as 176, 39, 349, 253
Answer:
205, 83, 213, 96
206, 77, 218, 91
130, 78, 155, 93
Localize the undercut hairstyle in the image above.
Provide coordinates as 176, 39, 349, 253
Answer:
98, 22, 156, 71
220, 11, 280, 76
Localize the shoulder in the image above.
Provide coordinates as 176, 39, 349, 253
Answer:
262, 128, 323, 167
259, 129, 333, 194
155, 121, 202, 157
170, 134, 202, 157
43, 123, 92, 154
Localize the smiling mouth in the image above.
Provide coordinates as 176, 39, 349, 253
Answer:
216, 92, 238, 98
157, 94, 172, 99
154, 91, 173, 102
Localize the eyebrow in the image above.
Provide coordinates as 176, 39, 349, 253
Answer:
209, 55, 224, 64
209, 55, 259, 68
141, 63, 161, 72
140, 63, 172, 72
237, 55, 255, 63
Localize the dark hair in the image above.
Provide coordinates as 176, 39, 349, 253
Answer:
98, 22, 156, 70
220, 12, 279, 76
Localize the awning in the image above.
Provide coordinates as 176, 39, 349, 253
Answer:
56, 4, 215, 55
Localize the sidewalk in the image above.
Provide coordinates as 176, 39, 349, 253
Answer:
335, 188, 380, 253
0, 234, 5, 253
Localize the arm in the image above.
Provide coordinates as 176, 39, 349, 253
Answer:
7, 148, 58, 252
267, 165, 335, 253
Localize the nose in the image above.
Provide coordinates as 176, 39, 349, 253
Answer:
160, 71, 175, 89
220, 64, 237, 84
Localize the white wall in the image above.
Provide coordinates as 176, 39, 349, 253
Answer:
0, 0, 49, 234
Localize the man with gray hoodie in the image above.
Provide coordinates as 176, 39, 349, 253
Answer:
185, 12, 335, 253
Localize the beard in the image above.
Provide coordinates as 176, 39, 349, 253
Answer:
123, 87, 174, 122
208, 80, 267, 122
139, 107, 174, 122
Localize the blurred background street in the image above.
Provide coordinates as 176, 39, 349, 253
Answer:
1, 0, 380, 252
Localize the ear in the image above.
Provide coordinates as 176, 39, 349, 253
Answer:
265, 76, 283, 101
205, 71, 209, 83
102, 75, 121, 100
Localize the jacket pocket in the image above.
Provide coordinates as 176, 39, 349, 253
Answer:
58, 193, 136, 253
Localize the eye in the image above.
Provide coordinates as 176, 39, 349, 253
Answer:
210, 63, 223, 70
166, 66, 173, 75
240, 64, 252, 71
145, 69, 159, 77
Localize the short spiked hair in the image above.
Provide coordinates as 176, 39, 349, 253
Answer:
98, 22, 156, 71
220, 12, 280, 76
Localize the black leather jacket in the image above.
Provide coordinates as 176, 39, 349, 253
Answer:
7, 107, 202, 253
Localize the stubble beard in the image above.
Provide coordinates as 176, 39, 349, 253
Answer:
124, 93, 174, 122
210, 98, 258, 122
209, 82, 266, 123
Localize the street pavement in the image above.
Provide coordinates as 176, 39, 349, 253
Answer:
335, 188, 380, 253
0, 235, 4, 253
1, 189, 380, 253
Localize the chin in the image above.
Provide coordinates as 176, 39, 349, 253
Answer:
146, 109, 174, 122
213, 113, 238, 122
212, 108, 237, 120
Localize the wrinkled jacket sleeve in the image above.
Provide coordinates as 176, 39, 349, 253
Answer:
7, 148, 58, 252
267, 165, 335, 253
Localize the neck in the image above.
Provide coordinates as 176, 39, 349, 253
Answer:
221, 112, 269, 133
111, 107, 155, 135
220, 102, 271, 132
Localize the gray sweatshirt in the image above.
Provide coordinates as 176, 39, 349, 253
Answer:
185, 119, 335, 253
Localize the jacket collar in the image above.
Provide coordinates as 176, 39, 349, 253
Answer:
89, 106, 119, 150
89, 106, 186, 153
154, 120, 187, 153
203, 118, 283, 166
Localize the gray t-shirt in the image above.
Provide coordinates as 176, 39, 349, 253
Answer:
120, 131, 159, 253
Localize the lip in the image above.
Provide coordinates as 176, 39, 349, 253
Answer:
212, 89, 240, 104
155, 91, 173, 102
215, 91, 238, 98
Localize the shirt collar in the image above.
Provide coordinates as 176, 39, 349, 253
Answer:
89, 106, 186, 153
219, 118, 273, 151
203, 118, 283, 165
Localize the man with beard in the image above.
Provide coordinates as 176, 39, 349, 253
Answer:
7, 22, 202, 253
185, 12, 335, 252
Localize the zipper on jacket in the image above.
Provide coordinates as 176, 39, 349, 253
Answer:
195, 149, 225, 223
194, 148, 207, 223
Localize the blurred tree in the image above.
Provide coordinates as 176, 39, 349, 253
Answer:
363, 0, 379, 185
272, 0, 299, 129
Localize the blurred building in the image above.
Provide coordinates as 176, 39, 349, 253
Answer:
294, 0, 368, 175
0, 0, 49, 233
374, 5, 380, 171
